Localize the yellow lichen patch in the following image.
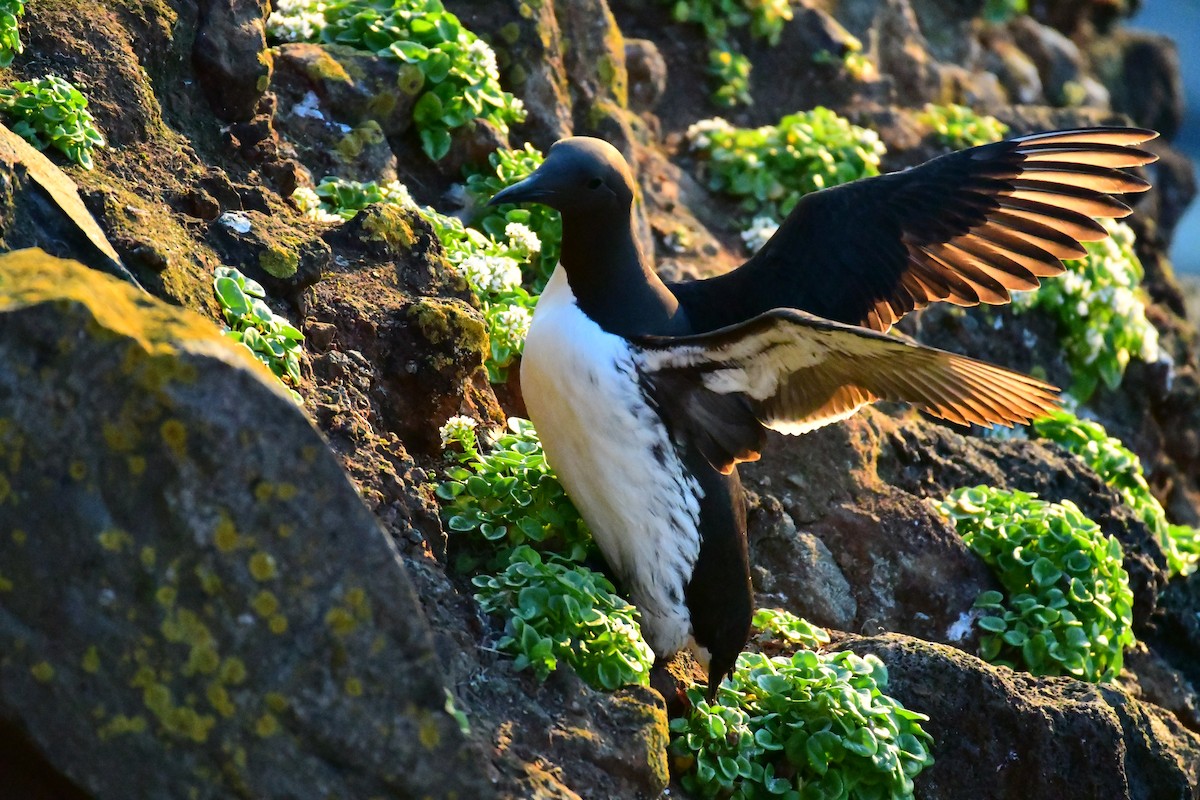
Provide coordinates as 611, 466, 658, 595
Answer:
418, 711, 441, 749
214, 515, 241, 553
0, 574, 12, 592
98, 527, 134, 552
276, 523, 295, 539
11, 528, 26, 545
254, 482, 274, 503
265, 692, 289, 713
102, 421, 140, 452
248, 551, 278, 581
82, 645, 101, 674
276, 482, 298, 501
139, 680, 217, 743
206, 682, 236, 718
344, 676, 363, 697
140, 546, 157, 569
0, 474, 12, 506
268, 614, 288, 635
97, 714, 148, 741
195, 564, 223, 595
69, 459, 88, 480
156, 586, 177, 608
219, 657, 247, 686
251, 590, 279, 618
258, 246, 300, 279
255, 712, 280, 738
0, 250, 231, 359
31, 661, 55, 683
128, 455, 147, 476
325, 606, 356, 636
160, 419, 187, 459
358, 204, 416, 256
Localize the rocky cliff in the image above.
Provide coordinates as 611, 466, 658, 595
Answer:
0, 0, 1198, 798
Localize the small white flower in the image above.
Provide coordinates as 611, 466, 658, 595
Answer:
504, 222, 541, 256
685, 117, 733, 150
494, 305, 532, 342
290, 186, 342, 224
461, 254, 522, 295
466, 38, 500, 81
741, 215, 779, 253
1139, 325, 1160, 362
1075, 300, 1089, 318
380, 180, 416, 209
439, 415, 478, 448
1084, 328, 1105, 362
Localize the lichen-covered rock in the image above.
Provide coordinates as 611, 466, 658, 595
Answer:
0, 250, 493, 800
847, 633, 1200, 799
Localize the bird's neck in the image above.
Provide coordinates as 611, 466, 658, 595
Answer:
559, 208, 687, 338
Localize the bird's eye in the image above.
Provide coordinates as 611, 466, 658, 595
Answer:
587, 178, 603, 189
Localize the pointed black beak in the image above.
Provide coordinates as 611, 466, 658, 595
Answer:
488, 171, 550, 207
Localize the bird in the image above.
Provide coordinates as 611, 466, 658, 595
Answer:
488, 126, 1158, 697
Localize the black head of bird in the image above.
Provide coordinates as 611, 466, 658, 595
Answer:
491, 128, 1158, 701
490, 136, 636, 216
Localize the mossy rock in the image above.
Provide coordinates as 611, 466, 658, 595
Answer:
0, 250, 493, 800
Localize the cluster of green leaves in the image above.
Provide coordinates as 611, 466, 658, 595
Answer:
473, 545, 655, 690
438, 417, 654, 692
462, 143, 562, 290
1033, 411, 1200, 576
917, 103, 1008, 149
307, 176, 412, 221
0, 0, 23, 67
686, 107, 886, 221
1012, 219, 1159, 401
266, 0, 525, 160
662, 0, 793, 106
937, 486, 1135, 682
670, 641, 934, 799
212, 267, 305, 404
437, 416, 591, 570
0, 75, 105, 169
750, 607, 831, 651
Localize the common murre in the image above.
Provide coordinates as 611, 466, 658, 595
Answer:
490, 128, 1158, 696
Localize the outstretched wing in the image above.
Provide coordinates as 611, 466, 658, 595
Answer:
671, 127, 1158, 333
634, 309, 1059, 474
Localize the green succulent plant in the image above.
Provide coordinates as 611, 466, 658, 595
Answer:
1033, 411, 1199, 576
937, 485, 1135, 682
917, 103, 1008, 149
437, 417, 591, 570
1011, 219, 1159, 401
0, 75, 105, 168
266, 0, 525, 160
671, 641, 934, 800
212, 267, 305, 404
0, 0, 24, 67
473, 545, 654, 691
685, 107, 886, 223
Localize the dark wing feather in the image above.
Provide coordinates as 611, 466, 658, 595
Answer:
670, 127, 1158, 333
635, 309, 1059, 473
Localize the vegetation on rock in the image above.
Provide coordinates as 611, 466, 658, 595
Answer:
661, 0, 793, 106
0, 0, 23, 67
1012, 219, 1159, 401
0, 74, 104, 168
937, 486, 1135, 682
917, 103, 1009, 149
212, 267, 305, 403
438, 416, 654, 693
266, 0, 525, 160
670, 609, 934, 800
1033, 411, 1200, 576
686, 108, 885, 249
